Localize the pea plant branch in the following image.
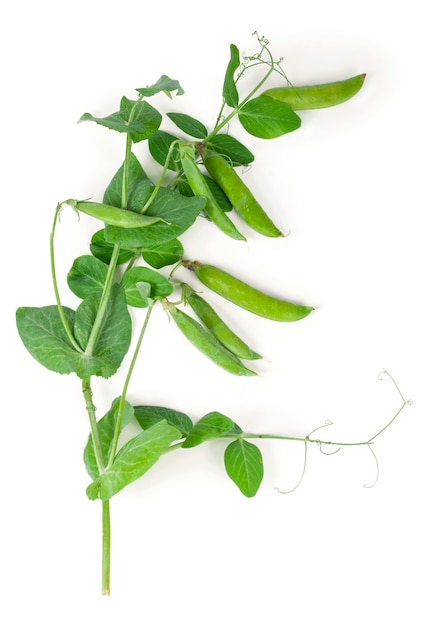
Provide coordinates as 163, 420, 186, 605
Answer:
15, 33, 409, 596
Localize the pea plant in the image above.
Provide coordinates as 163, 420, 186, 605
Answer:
16, 34, 410, 595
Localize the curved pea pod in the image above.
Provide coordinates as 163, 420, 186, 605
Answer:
202, 152, 283, 238
63, 199, 165, 228
184, 261, 314, 322
180, 152, 246, 241
186, 290, 262, 360
166, 304, 257, 376
260, 73, 366, 110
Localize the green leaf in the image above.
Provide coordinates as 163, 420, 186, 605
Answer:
121, 267, 173, 307
83, 397, 135, 480
148, 130, 181, 171
79, 97, 162, 143
73, 284, 132, 378
97, 420, 182, 500
182, 412, 235, 448
141, 238, 184, 268
206, 134, 255, 165
238, 96, 302, 139
67, 255, 108, 299
136, 75, 184, 98
224, 439, 264, 497
16, 289, 131, 379
103, 153, 150, 209
86, 480, 101, 501
89, 229, 135, 266
16, 305, 82, 375
134, 406, 193, 438
104, 188, 206, 248
223, 44, 240, 108
166, 112, 208, 138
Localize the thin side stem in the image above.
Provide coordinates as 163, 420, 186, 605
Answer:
107, 301, 155, 468
242, 433, 371, 447
50, 204, 84, 353
84, 245, 120, 356
139, 141, 180, 214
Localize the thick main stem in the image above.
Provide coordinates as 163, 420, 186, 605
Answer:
98, 126, 135, 596
102, 500, 111, 595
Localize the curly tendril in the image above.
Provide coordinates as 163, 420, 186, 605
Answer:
364, 444, 380, 489
273, 369, 411, 494
275, 439, 308, 495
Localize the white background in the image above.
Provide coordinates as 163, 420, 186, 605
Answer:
1, 1, 433, 624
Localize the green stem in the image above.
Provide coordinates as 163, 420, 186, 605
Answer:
82, 377, 111, 592
93, 128, 135, 596
122, 135, 132, 209
85, 110, 135, 357
50, 204, 84, 353
244, 434, 370, 447
82, 377, 106, 474
139, 140, 180, 214
107, 301, 155, 468
102, 500, 111, 595
84, 244, 120, 356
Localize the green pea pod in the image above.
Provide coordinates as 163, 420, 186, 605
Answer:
184, 261, 314, 322
167, 304, 257, 376
64, 199, 165, 228
202, 152, 283, 238
180, 152, 246, 241
260, 73, 366, 110
186, 290, 262, 360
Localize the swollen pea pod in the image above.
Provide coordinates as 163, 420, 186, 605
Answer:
180, 151, 246, 241
165, 302, 257, 376
183, 261, 314, 322
201, 151, 283, 238
185, 288, 262, 360
63, 199, 165, 228
260, 73, 366, 110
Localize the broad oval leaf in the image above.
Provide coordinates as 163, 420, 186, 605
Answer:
73, 284, 132, 378
136, 75, 184, 98
16, 288, 132, 380
148, 130, 181, 171
238, 96, 301, 139
166, 112, 208, 138
103, 153, 150, 209
128, 179, 154, 213
141, 238, 184, 268
134, 406, 193, 438
182, 412, 235, 448
90, 229, 135, 266
121, 267, 173, 307
80, 97, 162, 143
97, 420, 182, 500
224, 439, 264, 497
83, 397, 135, 480
206, 134, 254, 165
16, 305, 81, 375
67, 255, 108, 299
